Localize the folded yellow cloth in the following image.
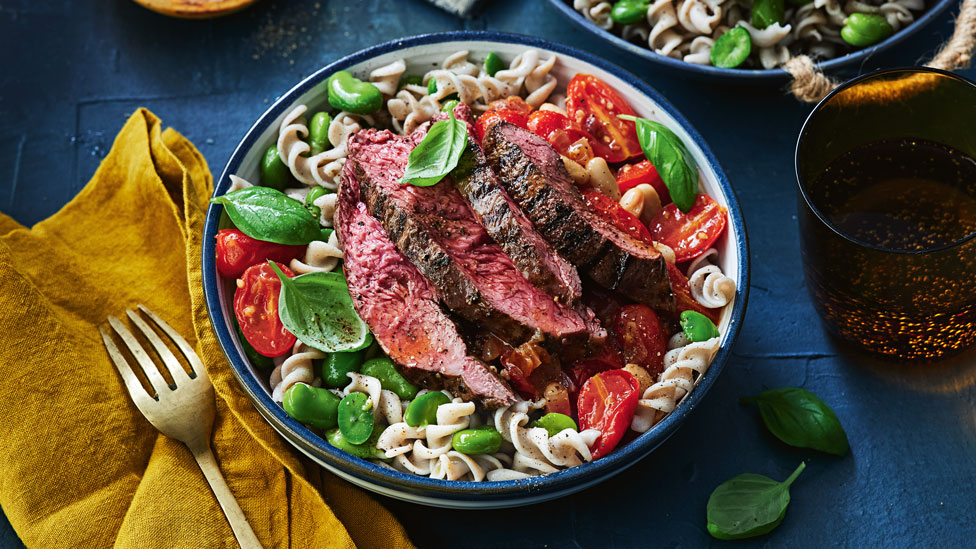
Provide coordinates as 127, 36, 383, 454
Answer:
0, 109, 414, 548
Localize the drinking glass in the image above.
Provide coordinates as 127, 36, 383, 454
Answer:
795, 68, 976, 361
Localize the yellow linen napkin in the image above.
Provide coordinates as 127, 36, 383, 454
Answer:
0, 109, 414, 549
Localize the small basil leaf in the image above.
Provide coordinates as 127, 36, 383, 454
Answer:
211, 186, 320, 245
400, 111, 468, 187
706, 462, 805, 540
268, 262, 371, 353
740, 387, 849, 455
619, 115, 698, 212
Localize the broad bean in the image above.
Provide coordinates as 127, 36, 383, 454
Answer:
484, 52, 504, 77
451, 425, 503, 454
325, 427, 389, 461
530, 413, 578, 437
841, 13, 894, 47
327, 71, 383, 114
360, 357, 419, 400
680, 310, 720, 342
308, 112, 333, 156
260, 145, 292, 191
282, 382, 340, 429
321, 349, 365, 388
337, 392, 374, 445
404, 391, 450, 427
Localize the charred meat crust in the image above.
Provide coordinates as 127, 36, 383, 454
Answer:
483, 122, 676, 316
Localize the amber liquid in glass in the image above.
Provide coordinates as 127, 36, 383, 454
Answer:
803, 138, 976, 359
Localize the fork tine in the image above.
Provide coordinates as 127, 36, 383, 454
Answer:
100, 326, 155, 402
126, 309, 191, 385
108, 315, 173, 395
138, 304, 207, 379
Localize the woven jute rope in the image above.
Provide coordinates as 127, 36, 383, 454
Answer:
785, 0, 976, 102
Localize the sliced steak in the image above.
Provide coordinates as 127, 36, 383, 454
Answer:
346, 128, 587, 343
437, 104, 583, 305
335, 162, 517, 406
483, 122, 675, 315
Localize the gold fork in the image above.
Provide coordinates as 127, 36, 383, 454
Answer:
99, 305, 262, 549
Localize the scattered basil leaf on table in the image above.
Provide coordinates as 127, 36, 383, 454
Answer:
740, 387, 850, 456
268, 262, 372, 353
707, 462, 806, 540
400, 111, 468, 186
711, 27, 753, 68
618, 115, 698, 212
211, 186, 320, 245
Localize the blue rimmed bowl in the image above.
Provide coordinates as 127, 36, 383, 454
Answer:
202, 31, 750, 509
547, 0, 958, 82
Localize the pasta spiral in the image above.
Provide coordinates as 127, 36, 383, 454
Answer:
270, 341, 324, 402
688, 264, 736, 308
490, 400, 601, 476
631, 337, 720, 432
343, 372, 404, 425
574, 0, 614, 29
290, 227, 343, 275
277, 105, 371, 190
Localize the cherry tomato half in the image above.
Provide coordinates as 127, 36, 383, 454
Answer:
475, 109, 528, 142
486, 96, 533, 116
215, 229, 304, 279
566, 74, 642, 163
616, 160, 669, 204
649, 194, 728, 263
234, 262, 297, 357
526, 110, 611, 161
612, 304, 668, 377
581, 189, 654, 244
578, 369, 639, 459
667, 262, 721, 325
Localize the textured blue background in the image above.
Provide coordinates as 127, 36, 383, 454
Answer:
2, 1, 975, 547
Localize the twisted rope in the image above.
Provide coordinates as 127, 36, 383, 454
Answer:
786, 0, 976, 102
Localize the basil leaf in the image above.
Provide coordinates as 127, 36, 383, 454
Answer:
741, 387, 849, 456
269, 262, 371, 353
400, 111, 467, 186
211, 186, 320, 245
619, 115, 698, 212
707, 462, 805, 540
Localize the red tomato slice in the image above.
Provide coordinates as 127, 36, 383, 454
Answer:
667, 262, 721, 325
616, 160, 669, 204
612, 304, 668, 377
215, 229, 304, 279
566, 74, 642, 163
578, 369, 639, 459
486, 96, 533, 116
649, 194, 727, 263
581, 189, 654, 244
475, 109, 528, 142
234, 262, 297, 357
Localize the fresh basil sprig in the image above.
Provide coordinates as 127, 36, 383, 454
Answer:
706, 462, 805, 540
211, 186, 320, 245
618, 115, 698, 212
400, 111, 467, 186
268, 262, 371, 353
740, 387, 849, 456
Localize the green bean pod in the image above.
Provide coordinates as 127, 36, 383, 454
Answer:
327, 71, 383, 114
259, 145, 292, 191
282, 382, 340, 430
404, 391, 450, 427
321, 349, 365, 388
451, 425, 503, 455
360, 357, 419, 400
680, 310, 720, 342
308, 112, 333, 156
325, 427, 389, 461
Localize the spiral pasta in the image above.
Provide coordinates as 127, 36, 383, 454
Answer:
689, 264, 736, 308
369, 59, 406, 96
631, 337, 720, 432
277, 105, 371, 190
270, 341, 324, 402
343, 372, 405, 425
490, 400, 601, 475
576, 0, 925, 69
290, 227, 343, 275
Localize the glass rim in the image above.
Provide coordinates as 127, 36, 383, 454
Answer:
794, 66, 976, 256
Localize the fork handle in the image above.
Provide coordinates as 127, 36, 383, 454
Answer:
191, 445, 263, 549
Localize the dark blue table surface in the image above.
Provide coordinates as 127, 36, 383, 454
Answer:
2, 1, 974, 547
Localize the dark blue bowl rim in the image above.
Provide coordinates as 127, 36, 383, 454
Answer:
547, 0, 958, 81
203, 30, 751, 502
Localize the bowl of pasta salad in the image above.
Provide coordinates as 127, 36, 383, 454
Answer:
552, 0, 957, 79
203, 31, 749, 508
